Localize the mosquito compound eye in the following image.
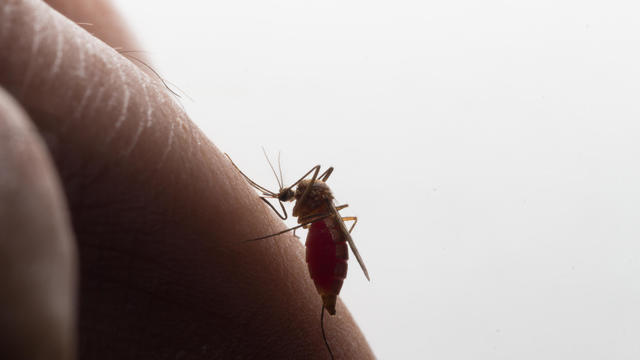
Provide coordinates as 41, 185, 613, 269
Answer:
280, 189, 295, 202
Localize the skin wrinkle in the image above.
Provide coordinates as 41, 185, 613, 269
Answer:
121, 93, 142, 157
104, 54, 153, 150
121, 68, 154, 157
57, 15, 101, 81
137, 72, 154, 128
85, 86, 105, 123
110, 62, 130, 131
154, 119, 174, 172
172, 114, 196, 178
62, 75, 102, 134
104, 84, 129, 143
64, 91, 119, 209
72, 86, 92, 119
104, 82, 118, 111
71, 28, 86, 78
19, 1, 47, 94
69, 57, 178, 201
100, 49, 126, 114
50, 16, 64, 77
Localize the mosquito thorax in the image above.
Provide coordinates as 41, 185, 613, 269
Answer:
295, 180, 333, 199
292, 180, 334, 218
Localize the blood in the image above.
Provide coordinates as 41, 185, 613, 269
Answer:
305, 220, 349, 315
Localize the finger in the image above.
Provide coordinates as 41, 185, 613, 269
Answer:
0, 2, 374, 359
44, 0, 145, 57
0, 87, 76, 360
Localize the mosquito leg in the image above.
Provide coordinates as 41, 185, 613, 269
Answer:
298, 212, 333, 225
296, 166, 320, 207
244, 213, 332, 242
291, 223, 309, 239
334, 204, 349, 212
224, 153, 278, 196
341, 216, 358, 233
260, 197, 288, 220
288, 165, 321, 189
244, 222, 308, 242
319, 167, 334, 182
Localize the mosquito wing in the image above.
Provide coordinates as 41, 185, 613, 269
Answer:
345, 231, 370, 281
330, 203, 370, 281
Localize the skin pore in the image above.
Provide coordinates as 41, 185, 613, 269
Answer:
0, 0, 374, 359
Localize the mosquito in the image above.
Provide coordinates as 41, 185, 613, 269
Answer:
226, 151, 370, 359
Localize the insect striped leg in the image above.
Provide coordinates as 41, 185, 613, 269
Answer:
295, 165, 321, 207
319, 167, 334, 182
288, 165, 321, 189
333, 204, 358, 233
259, 197, 288, 220
224, 153, 279, 196
244, 213, 333, 242
334, 203, 349, 211
341, 216, 358, 234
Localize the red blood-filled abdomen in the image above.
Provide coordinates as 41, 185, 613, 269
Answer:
305, 219, 349, 315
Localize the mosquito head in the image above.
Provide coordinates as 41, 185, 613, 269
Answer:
278, 187, 296, 202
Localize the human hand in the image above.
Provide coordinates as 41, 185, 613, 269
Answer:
0, 0, 374, 358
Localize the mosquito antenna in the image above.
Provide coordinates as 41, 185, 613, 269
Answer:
262, 147, 283, 189
321, 305, 335, 360
277, 151, 285, 187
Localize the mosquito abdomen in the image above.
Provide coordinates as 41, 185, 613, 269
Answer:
305, 219, 349, 315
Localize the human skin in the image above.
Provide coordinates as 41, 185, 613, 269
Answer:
0, 0, 375, 359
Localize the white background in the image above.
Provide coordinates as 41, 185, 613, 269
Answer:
112, 1, 640, 358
